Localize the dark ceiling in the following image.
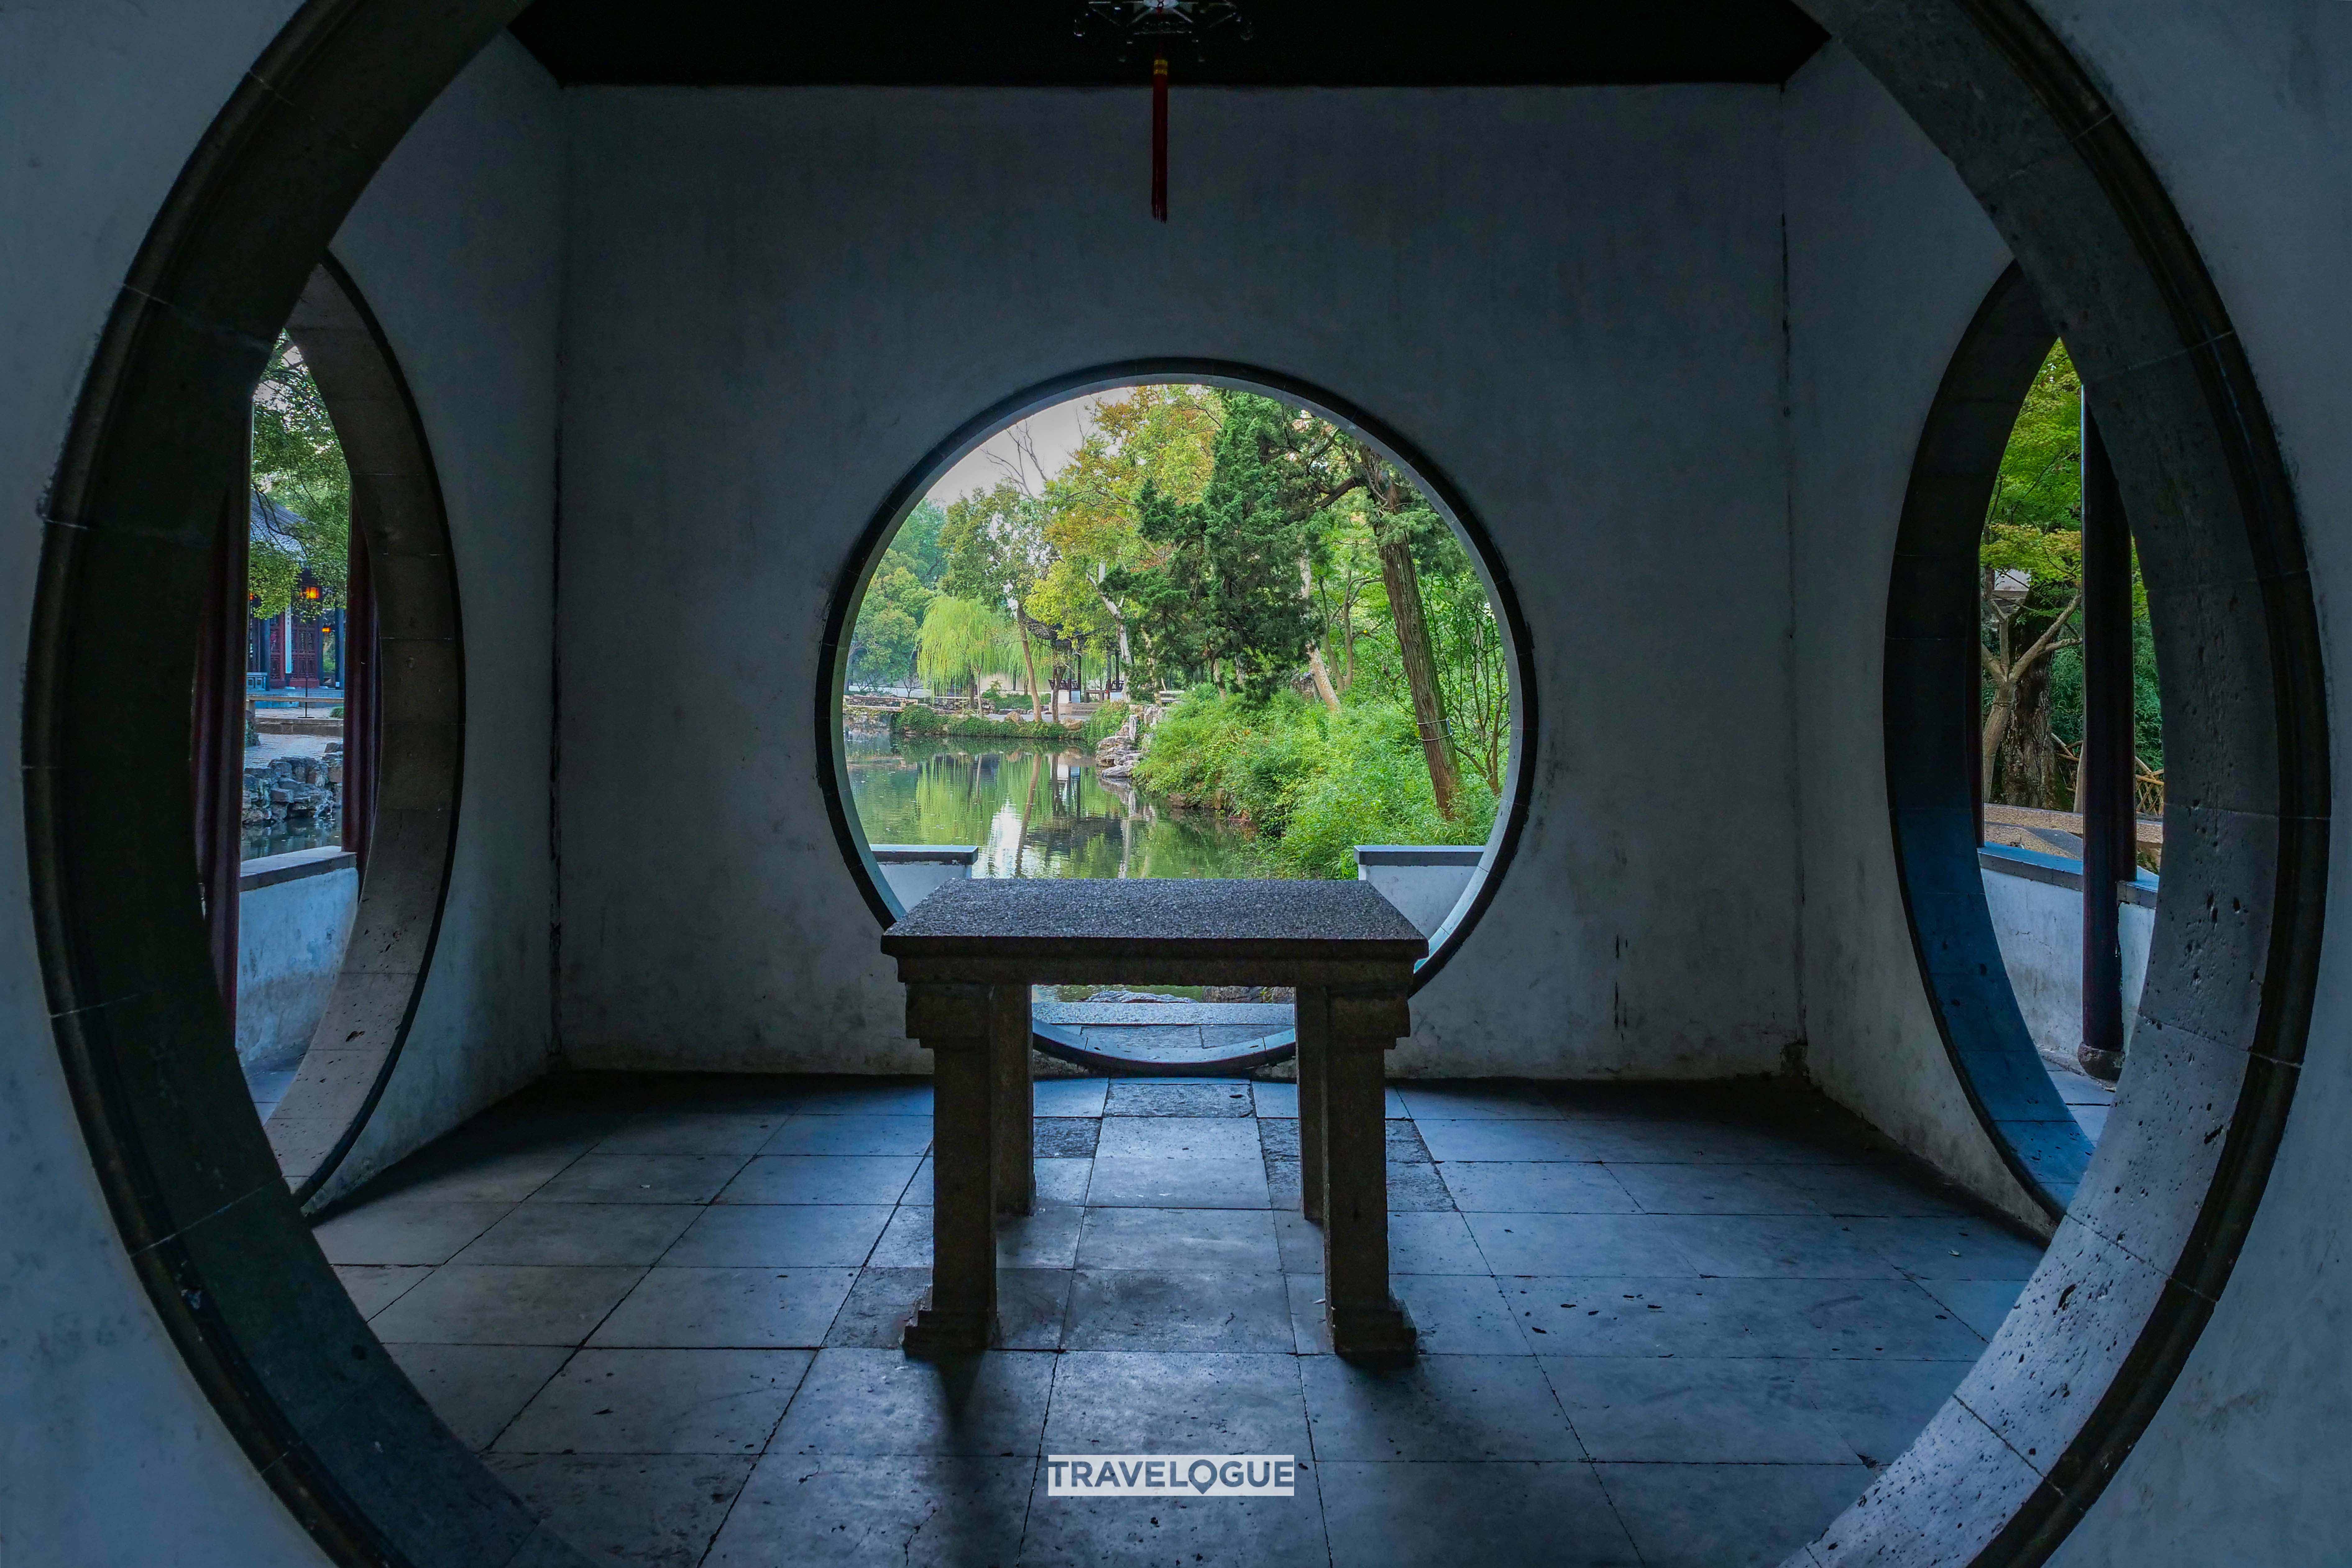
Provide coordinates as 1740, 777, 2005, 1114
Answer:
509, 1, 1829, 88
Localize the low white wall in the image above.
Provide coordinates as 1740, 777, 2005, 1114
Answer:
1354, 846, 1483, 940
872, 845, 975, 911
236, 851, 358, 1068
1980, 854, 2154, 1063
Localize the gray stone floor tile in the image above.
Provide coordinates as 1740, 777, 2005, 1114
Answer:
1503, 1277, 1988, 1359
2072, 1103, 2111, 1140
785, 1082, 935, 1116
1388, 1210, 1487, 1273
592, 1110, 787, 1158
1795, 1358, 1968, 1469
1394, 1083, 1566, 1121
1440, 1162, 1638, 1213
1035, 1078, 1109, 1117
1321, 1461, 1641, 1566
898, 1158, 1093, 1208
1034, 1118, 1100, 1158
1772, 1161, 1978, 1218
370, 1264, 647, 1346
871, 1204, 1082, 1269
1265, 1157, 1305, 1211
1076, 1207, 1280, 1272
1595, 1460, 1870, 1568
715, 1155, 922, 1205
496, 1347, 812, 1455
486, 1452, 756, 1568
1302, 1354, 1581, 1460
1086, 1155, 1270, 1208
385, 1343, 572, 1450
334, 1263, 434, 1318
1021, 1464, 1328, 1566
1104, 1079, 1257, 1117
586, 1266, 858, 1349
1647, 1214, 1903, 1280
1289, 1274, 1336, 1354
1541, 1356, 1858, 1462
702, 1453, 1032, 1568
450, 1202, 700, 1266
1275, 1211, 1324, 1272
760, 1115, 934, 1156
1418, 1118, 1616, 1162
1465, 1212, 1697, 1278
1063, 1269, 1294, 1351
532, 1154, 748, 1206
769, 1347, 1054, 1456
371, 1145, 586, 1205
1844, 1217, 2048, 1280
1257, 1118, 1428, 1163
1386, 1161, 1459, 1211
1608, 1163, 1823, 1215
1095, 1116, 1262, 1160
660, 1204, 893, 1268
1394, 1274, 1531, 1354
1044, 1350, 1312, 1453
822, 1266, 1070, 1350
313, 1199, 516, 1266
1915, 1277, 2025, 1337
1251, 1081, 1408, 1119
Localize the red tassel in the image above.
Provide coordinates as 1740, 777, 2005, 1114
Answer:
1151, 51, 1169, 222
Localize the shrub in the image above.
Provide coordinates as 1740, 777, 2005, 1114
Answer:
1133, 690, 1494, 878
891, 704, 945, 737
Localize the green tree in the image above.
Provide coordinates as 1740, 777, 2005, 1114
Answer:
848, 563, 933, 687
940, 482, 1055, 719
1980, 342, 2086, 806
1106, 394, 1321, 702
249, 333, 351, 617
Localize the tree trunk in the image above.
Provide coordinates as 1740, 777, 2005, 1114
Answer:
1299, 557, 1341, 711
1017, 622, 1043, 722
1374, 522, 1459, 818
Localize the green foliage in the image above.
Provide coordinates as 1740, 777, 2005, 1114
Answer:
1134, 690, 1494, 878
848, 502, 953, 686
249, 334, 350, 618
1080, 699, 1131, 746
890, 704, 945, 737
916, 596, 1024, 697
1106, 395, 1321, 700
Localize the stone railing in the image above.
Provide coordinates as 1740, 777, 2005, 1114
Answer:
237, 846, 358, 1070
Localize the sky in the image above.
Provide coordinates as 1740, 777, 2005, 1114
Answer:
923, 392, 1109, 507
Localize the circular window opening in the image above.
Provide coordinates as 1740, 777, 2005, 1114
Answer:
823, 372, 1531, 1073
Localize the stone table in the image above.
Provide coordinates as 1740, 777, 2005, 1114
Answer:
882, 878, 1427, 1359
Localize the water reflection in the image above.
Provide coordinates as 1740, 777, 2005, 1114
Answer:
846, 736, 1258, 879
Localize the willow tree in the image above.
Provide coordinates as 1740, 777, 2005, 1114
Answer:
915, 596, 1023, 709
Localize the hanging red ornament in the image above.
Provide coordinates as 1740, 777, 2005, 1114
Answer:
1151, 50, 1169, 222
1073, 0, 1250, 223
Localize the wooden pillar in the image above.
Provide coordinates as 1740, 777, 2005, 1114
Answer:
903, 980, 998, 1355
1319, 988, 1416, 1361
991, 983, 1033, 1215
1294, 986, 1329, 1224
2078, 413, 2134, 1083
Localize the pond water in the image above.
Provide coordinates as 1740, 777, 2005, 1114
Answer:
845, 736, 1260, 879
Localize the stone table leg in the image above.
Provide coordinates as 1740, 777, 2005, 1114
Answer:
991, 982, 1033, 1216
1321, 989, 1416, 1361
903, 981, 997, 1355
1294, 986, 1329, 1224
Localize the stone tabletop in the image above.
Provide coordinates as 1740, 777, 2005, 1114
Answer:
882, 877, 1426, 956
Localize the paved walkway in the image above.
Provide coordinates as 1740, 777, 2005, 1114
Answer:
314, 1074, 2042, 1567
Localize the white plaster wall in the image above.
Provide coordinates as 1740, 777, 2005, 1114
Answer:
238, 859, 361, 1066
0, 6, 337, 1563
0, 13, 559, 1560
307, 34, 567, 1202
1977, 864, 2154, 1062
555, 85, 1805, 1079
1779, 43, 2047, 1227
